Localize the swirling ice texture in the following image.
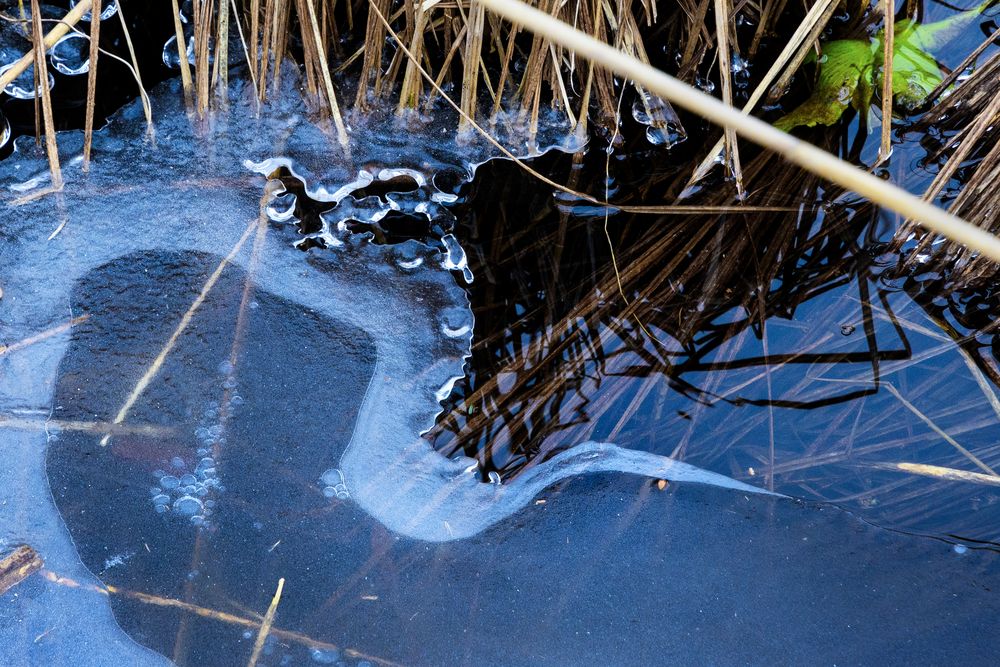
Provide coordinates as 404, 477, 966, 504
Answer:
0, 67, 772, 663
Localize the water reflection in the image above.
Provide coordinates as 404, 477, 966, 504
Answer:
429, 139, 1000, 547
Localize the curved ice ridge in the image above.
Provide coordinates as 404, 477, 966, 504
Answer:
344, 439, 774, 542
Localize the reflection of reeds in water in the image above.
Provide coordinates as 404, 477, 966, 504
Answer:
426, 130, 1000, 544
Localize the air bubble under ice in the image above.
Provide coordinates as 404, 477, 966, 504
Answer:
50, 33, 90, 76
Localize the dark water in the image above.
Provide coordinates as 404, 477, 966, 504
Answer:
432, 150, 1000, 547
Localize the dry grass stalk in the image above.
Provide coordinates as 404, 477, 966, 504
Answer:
688, 0, 839, 186
98, 219, 258, 447
30, 0, 61, 190
712, 0, 743, 194
82, 0, 102, 169
39, 570, 399, 665
397, 1, 432, 112
895, 50, 1000, 278
246, 578, 285, 667
214, 0, 231, 95
170, 0, 194, 104
877, 0, 893, 162
302, 0, 349, 145
0, 545, 43, 597
764, 0, 841, 103
193, 0, 213, 113
0, 315, 89, 357
354, 0, 391, 109
460, 0, 486, 131
884, 384, 999, 476
869, 462, 1000, 487
115, 2, 153, 132
478, 0, 1000, 264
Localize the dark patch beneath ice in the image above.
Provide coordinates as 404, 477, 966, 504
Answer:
47, 251, 376, 660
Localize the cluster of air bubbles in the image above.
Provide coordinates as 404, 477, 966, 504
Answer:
148, 359, 244, 526
631, 91, 687, 148
0, 61, 54, 100
50, 34, 90, 76
70, 0, 121, 21
149, 454, 220, 527
319, 468, 350, 500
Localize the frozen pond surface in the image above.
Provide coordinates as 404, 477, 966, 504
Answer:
0, 71, 835, 664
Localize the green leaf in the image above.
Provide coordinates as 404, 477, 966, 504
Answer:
773, 39, 876, 131
887, 1, 990, 109
774, 1, 991, 129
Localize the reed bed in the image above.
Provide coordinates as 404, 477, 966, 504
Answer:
2, 0, 998, 262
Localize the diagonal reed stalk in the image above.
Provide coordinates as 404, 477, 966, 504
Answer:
477, 0, 1000, 265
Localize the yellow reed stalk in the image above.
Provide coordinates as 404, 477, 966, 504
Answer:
83, 0, 101, 169
302, 0, 349, 146
30, 0, 61, 189
170, 0, 194, 103
878, 0, 894, 162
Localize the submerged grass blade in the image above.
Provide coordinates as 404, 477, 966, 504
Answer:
38, 570, 400, 665
98, 219, 257, 446
884, 383, 998, 477
868, 461, 1000, 487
